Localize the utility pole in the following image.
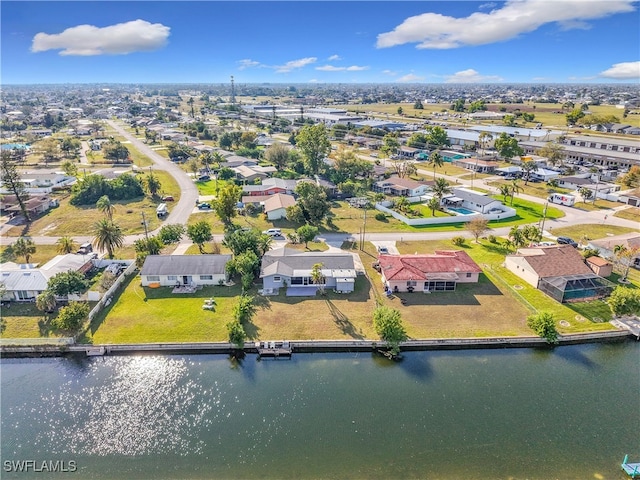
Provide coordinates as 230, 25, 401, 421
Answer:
141, 211, 149, 240
539, 202, 548, 235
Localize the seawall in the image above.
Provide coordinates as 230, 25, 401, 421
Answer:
0, 330, 633, 358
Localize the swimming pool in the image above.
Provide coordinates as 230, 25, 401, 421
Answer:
1, 143, 30, 150
449, 206, 476, 215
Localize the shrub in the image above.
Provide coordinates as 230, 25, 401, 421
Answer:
452, 236, 466, 247
526, 311, 558, 344
608, 286, 640, 317
52, 302, 90, 331
374, 212, 387, 221
226, 320, 246, 348
488, 234, 497, 244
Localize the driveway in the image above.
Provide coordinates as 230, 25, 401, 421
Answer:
370, 241, 400, 254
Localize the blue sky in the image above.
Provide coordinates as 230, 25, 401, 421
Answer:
2, 1, 639, 84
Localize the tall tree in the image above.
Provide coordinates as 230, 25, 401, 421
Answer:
431, 177, 452, 200
38, 137, 61, 164
145, 171, 162, 197
0, 151, 30, 221
494, 132, 523, 160
381, 133, 400, 158
263, 142, 290, 170
520, 159, 537, 185
36, 290, 57, 314
294, 181, 331, 225
426, 197, 440, 216
13, 237, 37, 263
372, 306, 407, 357
93, 218, 124, 258
478, 132, 493, 158
536, 142, 565, 167
96, 195, 115, 220
56, 236, 77, 254
296, 124, 331, 175
429, 150, 443, 178
187, 220, 213, 253
297, 225, 319, 248
47, 270, 88, 297
509, 179, 523, 205
213, 184, 241, 225
426, 126, 449, 148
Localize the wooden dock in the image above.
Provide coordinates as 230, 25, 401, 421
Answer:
622, 455, 640, 478
256, 341, 292, 358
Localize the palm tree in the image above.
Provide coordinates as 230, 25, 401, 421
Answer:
311, 263, 325, 296
56, 236, 77, 254
429, 150, 443, 179
93, 218, 124, 259
499, 184, 511, 202
478, 132, 493, 159
509, 226, 526, 249
36, 290, 57, 314
96, 195, 115, 221
431, 177, 452, 201
426, 197, 440, 216
13, 237, 37, 263
145, 172, 162, 197
509, 179, 523, 205
520, 160, 537, 185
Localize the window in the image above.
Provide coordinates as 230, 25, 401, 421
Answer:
273, 276, 281, 282
466, 273, 472, 278
407, 281, 417, 287
17, 291, 30, 300
167, 276, 177, 281
147, 275, 160, 282
200, 275, 213, 280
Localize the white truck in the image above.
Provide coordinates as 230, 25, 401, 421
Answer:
156, 203, 169, 218
547, 193, 576, 206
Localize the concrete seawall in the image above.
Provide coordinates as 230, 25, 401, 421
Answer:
0, 330, 633, 358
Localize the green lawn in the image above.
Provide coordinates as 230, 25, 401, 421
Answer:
488, 180, 573, 200
488, 196, 564, 228
0, 303, 60, 339
549, 223, 639, 244
5, 171, 180, 237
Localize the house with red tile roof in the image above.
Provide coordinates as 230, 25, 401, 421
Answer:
376, 250, 482, 293
505, 245, 614, 303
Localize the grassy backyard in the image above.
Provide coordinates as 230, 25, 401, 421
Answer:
614, 206, 640, 222
549, 223, 639, 243
4, 171, 180, 237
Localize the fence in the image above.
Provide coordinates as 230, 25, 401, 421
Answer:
86, 262, 137, 323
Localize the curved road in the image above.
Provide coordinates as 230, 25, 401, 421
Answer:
3, 127, 637, 249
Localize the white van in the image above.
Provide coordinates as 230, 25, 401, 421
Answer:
262, 228, 282, 237
547, 193, 575, 206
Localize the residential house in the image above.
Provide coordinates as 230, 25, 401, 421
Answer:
441, 188, 505, 214
260, 248, 357, 296
140, 255, 231, 287
376, 251, 482, 293
242, 178, 297, 197
0, 254, 94, 302
0, 194, 58, 217
398, 146, 420, 158
452, 157, 498, 173
373, 176, 431, 197
587, 232, 640, 266
263, 193, 296, 220
233, 165, 269, 184
504, 245, 614, 303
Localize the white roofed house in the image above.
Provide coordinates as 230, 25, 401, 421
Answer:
373, 176, 431, 197
260, 248, 357, 296
140, 255, 232, 287
441, 188, 505, 214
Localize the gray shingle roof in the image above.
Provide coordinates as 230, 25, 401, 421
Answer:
260, 248, 355, 278
141, 255, 232, 276
451, 188, 500, 206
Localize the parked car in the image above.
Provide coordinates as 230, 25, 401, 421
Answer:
556, 236, 578, 247
377, 246, 389, 254
262, 228, 282, 237
161, 195, 175, 202
77, 242, 93, 255
197, 203, 211, 210
197, 175, 211, 181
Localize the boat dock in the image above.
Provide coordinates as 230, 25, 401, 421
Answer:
85, 346, 106, 357
256, 341, 292, 358
622, 455, 640, 478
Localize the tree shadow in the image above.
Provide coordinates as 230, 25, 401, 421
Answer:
324, 298, 364, 339
0, 316, 6, 335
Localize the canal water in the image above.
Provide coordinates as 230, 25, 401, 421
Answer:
1, 342, 638, 479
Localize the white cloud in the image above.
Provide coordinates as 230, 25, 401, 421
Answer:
308, 79, 319, 83
316, 65, 369, 72
479, 2, 497, 10
237, 59, 262, 70
599, 61, 640, 79
382, 69, 398, 76
376, 0, 635, 49
397, 73, 425, 82
275, 57, 317, 73
31, 19, 170, 56
328, 54, 341, 61
444, 69, 503, 83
